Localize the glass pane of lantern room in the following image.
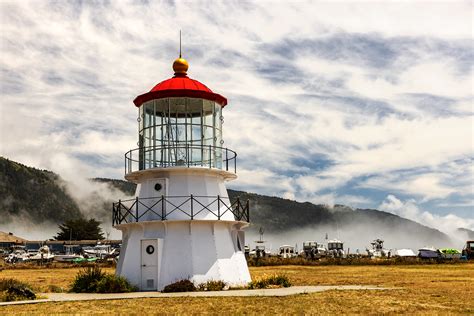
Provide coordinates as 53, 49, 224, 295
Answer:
202, 100, 214, 167
168, 98, 187, 164
155, 98, 167, 165
144, 102, 154, 168
215, 104, 222, 169
188, 98, 203, 166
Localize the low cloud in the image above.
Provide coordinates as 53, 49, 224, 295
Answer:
1, 1, 472, 230
379, 194, 474, 244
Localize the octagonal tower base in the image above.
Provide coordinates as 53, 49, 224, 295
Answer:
115, 220, 250, 291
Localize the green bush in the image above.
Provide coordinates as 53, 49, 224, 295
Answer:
94, 274, 138, 293
248, 274, 291, 289
197, 280, 227, 291
71, 265, 105, 293
70, 265, 136, 293
267, 274, 291, 287
162, 280, 196, 293
0, 278, 36, 302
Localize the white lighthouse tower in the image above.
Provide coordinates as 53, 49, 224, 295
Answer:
113, 55, 251, 291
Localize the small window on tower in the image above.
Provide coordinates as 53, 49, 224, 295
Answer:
155, 183, 162, 191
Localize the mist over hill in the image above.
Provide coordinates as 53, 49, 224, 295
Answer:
0, 157, 459, 250
227, 191, 453, 251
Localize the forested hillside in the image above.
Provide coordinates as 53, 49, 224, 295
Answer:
0, 157, 83, 223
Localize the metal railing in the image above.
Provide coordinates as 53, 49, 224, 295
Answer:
112, 195, 249, 225
124, 145, 237, 175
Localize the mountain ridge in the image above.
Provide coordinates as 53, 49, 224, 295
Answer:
0, 156, 455, 248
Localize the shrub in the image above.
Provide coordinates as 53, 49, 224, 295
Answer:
197, 280, 227, 291
0, 278, 36, 302
267, 274, 291, 287
248, 274, 291, 289
70, 265, 137, 293
162, 280, 196, 293
70, 265, 105, 293
94, 274, 138, 293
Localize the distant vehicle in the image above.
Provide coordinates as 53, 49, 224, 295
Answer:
5, 246, 29, 264
54, 245, 84, 262
301, 241, 327, 259
301, 241, 318, 259
327, 239, 344, 258
244, 245, 250, 258
418, 247, 439, 259
279, 245, 297, 258
462, 241, 474, 260
82, 244, 115, 260
249, 245, 268, 258
439, 248, 461, 260
366, 239, 391, 258
29, 245, 55, 262
394, 249, 417, 257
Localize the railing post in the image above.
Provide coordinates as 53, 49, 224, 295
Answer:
237, 199, 241, 220
246, 199, 250, 222
217, 195, 220, 220
135, 197, 139, 222
118, 199, 122, 225
191, 194, 194, 220
226, 148, 228, 171
112, 202, 116, 226
161, 195, 165, 220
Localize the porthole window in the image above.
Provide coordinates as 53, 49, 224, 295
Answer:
154, 183, 162, 191
146, 245, 155, 254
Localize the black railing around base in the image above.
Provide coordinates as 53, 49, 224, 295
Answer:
112, 195, 250, 225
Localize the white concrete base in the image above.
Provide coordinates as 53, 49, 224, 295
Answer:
115, 220, 251, 291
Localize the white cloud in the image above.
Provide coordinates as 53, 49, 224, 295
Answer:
0, 0, 472, 232
379, 194, 474, 243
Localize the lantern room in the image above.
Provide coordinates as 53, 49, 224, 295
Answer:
125, 58, 236, 174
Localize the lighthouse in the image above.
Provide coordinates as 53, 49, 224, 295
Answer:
113, 55, 251, 291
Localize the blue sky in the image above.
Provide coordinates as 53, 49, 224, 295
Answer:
0, 1, 473, 234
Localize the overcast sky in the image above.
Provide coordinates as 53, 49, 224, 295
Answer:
1, 1, 473, 231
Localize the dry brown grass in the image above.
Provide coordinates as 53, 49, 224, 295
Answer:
0, 263, 473, 314
0, 266, 115, 293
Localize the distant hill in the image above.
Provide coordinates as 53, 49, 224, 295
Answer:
457, 228, 474, 240
0, 157, 83, 223
0, 157, 454, 249
227, 190, 452, 249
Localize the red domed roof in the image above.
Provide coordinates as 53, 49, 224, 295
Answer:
133, 74, 227, 107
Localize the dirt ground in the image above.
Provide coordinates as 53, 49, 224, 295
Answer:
1, 263, 473, 314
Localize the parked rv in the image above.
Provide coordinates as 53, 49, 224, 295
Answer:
29, 245, 55, 262
301, 241, 327, 259
418, 247, 439, 259
249, 245, 268, 258
279, 245, 297, 258
301, 241, 318, 259
439, 248, 461, 259
394, 249, 417, 257
462, 241, 474, 260
54, 245, 84, 262
327, 239, 345, 258
366, 239, 391, 258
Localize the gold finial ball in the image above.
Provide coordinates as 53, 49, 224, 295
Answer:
173, 57, 189, 75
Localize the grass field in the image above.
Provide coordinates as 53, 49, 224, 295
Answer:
1, 263, 473, 314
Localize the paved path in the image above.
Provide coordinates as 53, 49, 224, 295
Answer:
0, 285, 391, 306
